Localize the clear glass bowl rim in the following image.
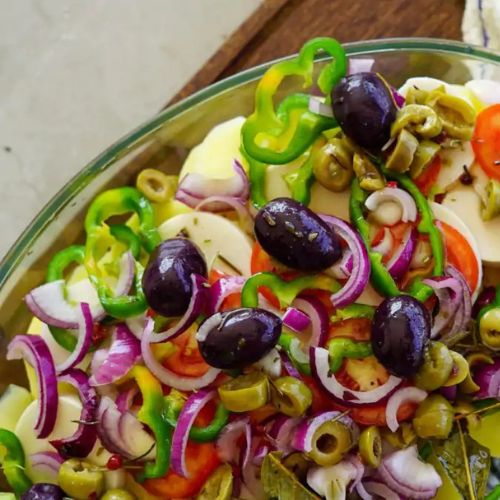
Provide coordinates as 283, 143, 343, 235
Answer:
1, 37, 499, 289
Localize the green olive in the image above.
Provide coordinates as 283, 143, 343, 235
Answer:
58, 459, 104, 500
307, 420, 353, 466
460, 353, 494, 394
480, 308, 500, 349
352, 153, 385, 191
282, 452, 311, 483
413, 394, 454, 439
414, 341, 453, 391
101, 489, 136, 500
381, 423, 417, 449
358, 426, 382, 467
271, 376, 313, 417
312, 138, 354, 192
391, 104, 443, 139
136, 168, 177, 203
409, 140, 441, 179
218, 371, 269, 412
385, 129, 419, 173
426, 89, 476, 141
443, 351, 470, 386
196, 464, 233, 500
482, 179, 500, 222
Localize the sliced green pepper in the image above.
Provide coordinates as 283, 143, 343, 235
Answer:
0, 428, 32, 497
278, 332, 311, 376
164, 392, 229, 443
327, 337, 373, 373
241, 271, 340, 308
349, 171, 444, 301
127, 366, 172, 481
242, 37, 346, 165
46, 245, 85, 282
482, 178, 500, 221
109, 224, 142, 260
84, 187, 160, 319
331, 303, 375, 321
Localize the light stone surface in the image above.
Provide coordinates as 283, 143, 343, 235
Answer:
0, 0, 261, 258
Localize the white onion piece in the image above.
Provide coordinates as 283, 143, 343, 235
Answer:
253, 348, 282, 379
141, 318, 220, 391
385, 387, 427, 432
267, 415, 301, 455
311, 347, 402, 405
195, 195, 253, 234
308, 96, 334, 117
307, 460, 358, 500
216, 418, 252, 468
365, 187, 417, 223
348, 57, 375, 74
289, 338, 309, 364
362, 481, 398, 500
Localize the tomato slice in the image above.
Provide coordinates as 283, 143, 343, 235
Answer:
414, 155, 442, 196
319, 318, 417, 426
162, 326, 211, 377
472, 104, 500, 180
143, 441, 220, 498
439, 220, 479, 293
371, 222, 412, 264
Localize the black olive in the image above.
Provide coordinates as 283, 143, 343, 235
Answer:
142, 238, 207, 316
332, 72, 397, 150
21, 484, 65, 500
371, 296, 430, 378
254, 198, 341, 271
197, 308, 282, 369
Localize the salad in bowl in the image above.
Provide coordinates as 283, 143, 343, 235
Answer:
1, 37, 500, 499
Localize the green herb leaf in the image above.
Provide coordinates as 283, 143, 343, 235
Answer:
433, 430, 490, 499
261, 452, 319, 500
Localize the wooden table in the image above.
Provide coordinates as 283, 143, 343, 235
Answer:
173, 0, 464, 103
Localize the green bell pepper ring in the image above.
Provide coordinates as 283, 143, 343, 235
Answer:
327, 337, 373, 373
331, 303, 375, 321
46, 245, 85, 282
84, 187, 160, 319
278, 332, 311, 376
0, 429, 32, 497
127, 366, 172, 481
349, 175, 444, 302
164, 394, 230, 443
109, 224, 142, 260
241, 271, 340, 308
478, 284, 500, 322
241, 37, 346, 165
486, 485, 500, 500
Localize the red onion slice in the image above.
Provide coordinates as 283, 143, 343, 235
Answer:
171, 389, 217, 477
280, 351, 302, 379
216, 418, 252, 469
30, 451, 63, 482
292, 296, 329, 347
311, 347, 402, 405
25, 252, 134, 329
327, 249, 354, 280
422, 276, 463, 338
207, 275, 246, 315
319, 215, 371, 308
378, 445, 442, 499
372, 228, 393, 257
365, 187, 418, 223
308, 96, 334, 117
254, 348, 282, 378
56, 302, 93, 374
446, 266, 472, 330
115, 386, 139, 412
475, 360, 500, 399
385, 386, 427, 432
195, 196, 253, 233
267, 415, 301, 454
345, 455, 365, 493
252, 443, 269, 466
7, 335, 58, 438
386, 227, 418, 280
176, 160, 249, 209
283, 307, 311, 333
148, 274, 208, 343
50, 369, 98, 458
141, 317, 220, 391
89, 324, 141, 386
362, 481, 398, 500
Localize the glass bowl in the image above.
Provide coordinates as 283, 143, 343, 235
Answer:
0, 38, 499, 392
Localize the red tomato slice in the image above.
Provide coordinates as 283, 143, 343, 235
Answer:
318, 318, 417, 426
371, 222, 412, 264
143, 441, 220, 498
439, 220, 479, 293
162, 326, 210, 377
414, 155, 442, 196
472, 104, 500, 180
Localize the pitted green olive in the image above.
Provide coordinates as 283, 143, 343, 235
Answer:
479, 308, 500, 349
391, 104, 443, 139
58, 459, 104, 500
312, 138, 354, 192
352, 153, 385, 191
413, 395, 454, 439
414, 341, 453, 391
307, 420, 353, 466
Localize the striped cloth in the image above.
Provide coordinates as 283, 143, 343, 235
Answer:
462, 0, 500, 51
